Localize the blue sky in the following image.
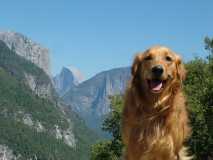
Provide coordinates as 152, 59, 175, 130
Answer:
0, 0, 213, 79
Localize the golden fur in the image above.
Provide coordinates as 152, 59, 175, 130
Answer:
122, 46, 191, 160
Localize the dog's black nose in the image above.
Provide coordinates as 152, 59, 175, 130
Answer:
152, 65, 164, 77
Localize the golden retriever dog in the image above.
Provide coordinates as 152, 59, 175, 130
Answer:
122, 46, 191, 160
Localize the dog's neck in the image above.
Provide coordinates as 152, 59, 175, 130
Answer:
153, 93, 171, 109
134, 85, 181, 116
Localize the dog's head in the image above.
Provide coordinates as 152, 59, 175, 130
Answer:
131, 46, 186, 96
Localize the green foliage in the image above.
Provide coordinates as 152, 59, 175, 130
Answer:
91, 37, 213, 160
0, 117, 79, 160
91, 141, 118, 160
204, 37, 213, 60
0, 40, 50, 85
91, 96, 123, 160
185, 60, 213, 159
185, 37, 213, 159
0, 40, 97, 160
68, 109, 100, 160
0, 49, 69, 130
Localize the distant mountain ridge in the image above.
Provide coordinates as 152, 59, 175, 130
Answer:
0, 31, 51, 76
62, 67, 131, 133
67, 66, 84, 84
53, 66, 84, 96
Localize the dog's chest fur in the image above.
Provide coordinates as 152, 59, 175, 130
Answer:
125, 92, 187, 160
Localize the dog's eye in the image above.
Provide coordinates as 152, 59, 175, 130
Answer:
144, 56, 152, 61
165, 56, 173, 62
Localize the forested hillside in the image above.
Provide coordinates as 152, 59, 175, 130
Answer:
0, 40, 97, 160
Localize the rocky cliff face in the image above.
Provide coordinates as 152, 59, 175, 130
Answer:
0, 145, 17, 160
25, 73, 54, 100
0, 31, 53, 100
53, 66, 84, 97
63, 67, 131, 131
0, 31, 51, 76
0, 40, 96, 160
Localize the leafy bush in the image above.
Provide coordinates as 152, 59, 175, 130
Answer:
185, 37, 213, 159
91, 96, 123, 160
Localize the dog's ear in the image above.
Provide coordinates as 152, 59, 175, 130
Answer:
131, 53, 143, 76
175, 54, 186, 82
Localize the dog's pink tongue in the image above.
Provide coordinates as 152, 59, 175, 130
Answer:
150, 81, 163, 91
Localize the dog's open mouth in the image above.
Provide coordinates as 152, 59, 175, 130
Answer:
147, 79, 166, 93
